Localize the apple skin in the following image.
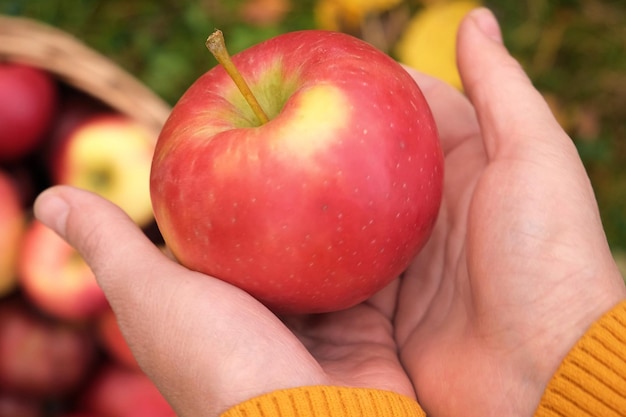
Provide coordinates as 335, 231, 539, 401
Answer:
150, 30, 443, 314
0, 63, 58, 161
80, 365, 175, 417
18, 220, 108, 321
0, 300, 96, 397
51, 114, 156, 227
0, 392, 43, 417
0, 170, 25, 297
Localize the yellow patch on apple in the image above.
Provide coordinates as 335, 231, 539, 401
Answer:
272, 84, 350, 157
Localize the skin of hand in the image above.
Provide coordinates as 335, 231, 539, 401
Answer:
33, 7, 626, 417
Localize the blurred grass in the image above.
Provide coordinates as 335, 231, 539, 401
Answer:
2, 0, 625, 250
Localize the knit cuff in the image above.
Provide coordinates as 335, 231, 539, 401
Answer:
220, 385, 425, 417
534, 300, 626, 417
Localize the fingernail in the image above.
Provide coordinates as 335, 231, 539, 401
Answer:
34, 188, 70, 235
470, 7, 502, 44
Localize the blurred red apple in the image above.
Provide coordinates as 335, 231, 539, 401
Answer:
96, 306, 140, 370
81, 365, 175, 417
0, 300, 96, 397
50, 114, 156, 227
18, 220, 108, 320
0, 63, 58, 161
0, 392, 43, 417
0, 169, 25, 297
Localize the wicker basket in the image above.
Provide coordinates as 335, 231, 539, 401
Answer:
0, 14, 171, 137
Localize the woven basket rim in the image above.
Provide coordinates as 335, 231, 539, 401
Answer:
0, 14, 171, 137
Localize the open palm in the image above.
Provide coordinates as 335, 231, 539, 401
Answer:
393, 12, 626, 417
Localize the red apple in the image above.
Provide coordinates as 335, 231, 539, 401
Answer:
0, 392, 43, 417
50, 113, 156, 227
150, 30, 443, 314
0, 63, 58, 161
96, 306, 140, 370
81, 365, 175, 417
18, 220, 108, 320
0, 169, 25, 297
0, 300, 96, 397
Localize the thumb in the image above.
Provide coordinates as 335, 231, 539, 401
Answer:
33, 185, 165, 302
33, 186, 329, 416
457, 8, 578, 163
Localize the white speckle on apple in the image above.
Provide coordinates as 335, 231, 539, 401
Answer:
354, 187, 359, 194
337, 212, 343, 219
363, 128, 368, 135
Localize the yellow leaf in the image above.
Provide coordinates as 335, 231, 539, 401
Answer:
396, 0, 480, 90
315, 0, 403, 31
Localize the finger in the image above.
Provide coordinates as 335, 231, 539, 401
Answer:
33, 185, 165, 302
403, 66, 480, 156
33, 185, 327, 415
457, 8, 578, 162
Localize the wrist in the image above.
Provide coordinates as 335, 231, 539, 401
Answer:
534, 299, 626, 416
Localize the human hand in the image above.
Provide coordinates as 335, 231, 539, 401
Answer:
394, 7, 626, 417
33, 7, 626, 417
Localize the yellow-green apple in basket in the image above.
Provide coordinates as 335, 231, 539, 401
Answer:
150, 30, 443, 314
50, 114, 155, 228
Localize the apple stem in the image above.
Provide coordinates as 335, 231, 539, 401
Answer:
206, 30, 270, 125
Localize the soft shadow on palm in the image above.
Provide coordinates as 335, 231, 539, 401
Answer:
285, 281, 416, 399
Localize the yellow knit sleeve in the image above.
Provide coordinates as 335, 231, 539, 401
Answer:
534, 300, 626, 417
220, 386, 425, 417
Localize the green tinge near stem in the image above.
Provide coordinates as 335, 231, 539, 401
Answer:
206, 30, 270, 125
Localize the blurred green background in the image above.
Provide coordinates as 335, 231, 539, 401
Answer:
2, 0, 625, 254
